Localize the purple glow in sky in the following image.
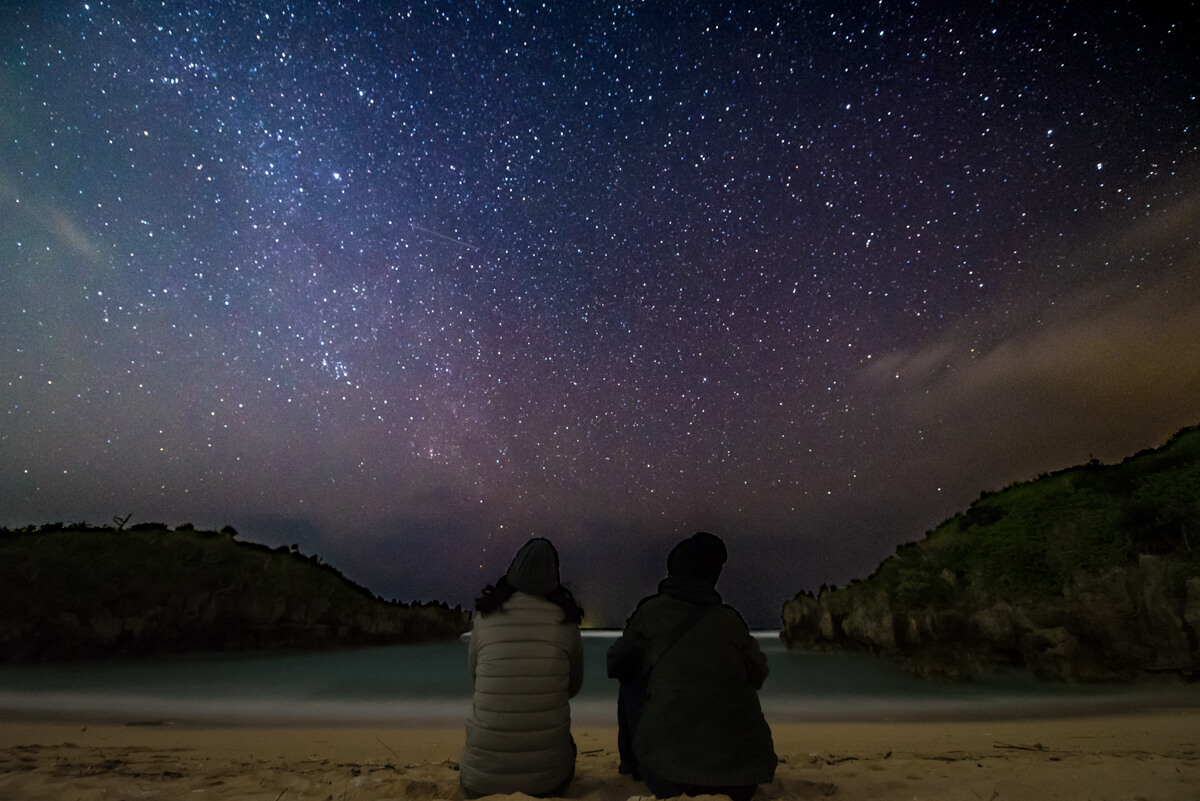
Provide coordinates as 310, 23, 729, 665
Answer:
2, 1, 1198, 625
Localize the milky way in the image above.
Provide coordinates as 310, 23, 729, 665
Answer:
3, 2, 1198, 624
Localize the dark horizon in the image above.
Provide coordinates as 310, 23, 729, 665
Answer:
5, 422, 1196, 628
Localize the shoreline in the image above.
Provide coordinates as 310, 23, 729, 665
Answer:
4, 678, 1199, 729
7, 636, 1199, 730
2, 710, 1198, 800
0, 698, 1190, 729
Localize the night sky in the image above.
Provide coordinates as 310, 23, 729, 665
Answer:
3, 1, 1198, 626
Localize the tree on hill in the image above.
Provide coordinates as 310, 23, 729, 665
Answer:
0, 522, 470, 663
781, 425, 1200, 681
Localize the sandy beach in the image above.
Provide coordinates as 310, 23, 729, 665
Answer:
1, 710, 1197, 801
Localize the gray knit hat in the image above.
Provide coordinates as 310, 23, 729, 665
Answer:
506, 538, 561, 595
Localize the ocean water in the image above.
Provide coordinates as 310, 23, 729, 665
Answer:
1, 631, 1196, 725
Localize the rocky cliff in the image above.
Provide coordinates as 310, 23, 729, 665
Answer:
783, 555, 1200, 680
782, 426, 1200, 681
0, 523, 471, 662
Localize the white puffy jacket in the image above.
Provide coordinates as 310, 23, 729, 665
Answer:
460, 592, 585, 796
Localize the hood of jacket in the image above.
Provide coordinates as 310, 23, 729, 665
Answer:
657, 575, 722, 607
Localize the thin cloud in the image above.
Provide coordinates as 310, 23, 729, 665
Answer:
864, 277, 1200, 490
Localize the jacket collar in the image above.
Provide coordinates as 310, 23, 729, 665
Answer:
658, 575, 722, 606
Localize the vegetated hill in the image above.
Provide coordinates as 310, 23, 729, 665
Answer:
782, 425, 1200, 681
0, 522, 470, 662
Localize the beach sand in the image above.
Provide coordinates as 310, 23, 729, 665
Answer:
1, 711, 1198, 800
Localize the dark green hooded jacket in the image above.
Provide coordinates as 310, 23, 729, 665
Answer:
607, 576, 777, 787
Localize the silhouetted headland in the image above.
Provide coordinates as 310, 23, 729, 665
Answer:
0, 522, 470, 662
783, 425, 1200, 682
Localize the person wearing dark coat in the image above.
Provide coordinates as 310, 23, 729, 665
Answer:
607, 532, 777, 801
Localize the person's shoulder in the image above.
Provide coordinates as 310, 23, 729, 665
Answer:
635, 592, 664, 609
714, 602, 752, 630
484, 592, 560, 619
627, 592, 669, 618
615, 591, 659, 616
614, 593, 665, 632
477, 596, 580, 641
521, 593, 586, 628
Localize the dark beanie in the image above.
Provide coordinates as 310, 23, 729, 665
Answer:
506, 538, 561, 595
667, 531, 727, 585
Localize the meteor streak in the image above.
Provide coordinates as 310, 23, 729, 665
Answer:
409, 223, 480, 251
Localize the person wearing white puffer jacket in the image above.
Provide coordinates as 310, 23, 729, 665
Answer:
460, 538, 585, 798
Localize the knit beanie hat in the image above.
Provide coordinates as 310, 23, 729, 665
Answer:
506, 537, 561, 595
667, 531, 727, 585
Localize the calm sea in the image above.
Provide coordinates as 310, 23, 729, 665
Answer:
2, 632, 1196, 725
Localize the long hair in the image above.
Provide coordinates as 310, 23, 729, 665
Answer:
475, 576, 584, 624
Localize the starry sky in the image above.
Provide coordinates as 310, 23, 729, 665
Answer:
2, 1, 1198, 626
